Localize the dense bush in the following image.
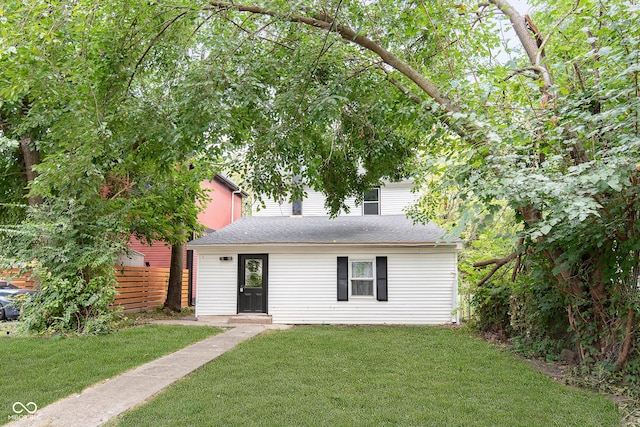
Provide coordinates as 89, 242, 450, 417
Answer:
18, 266, 117, 335
509, 273, 572, 360
1, 199, 126, 335
469, 280, 512, 338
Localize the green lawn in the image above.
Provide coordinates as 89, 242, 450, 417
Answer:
0, 324, 221, 424
111, 326, 620, 426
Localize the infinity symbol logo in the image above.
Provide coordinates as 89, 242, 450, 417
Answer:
12, 402, 38, 414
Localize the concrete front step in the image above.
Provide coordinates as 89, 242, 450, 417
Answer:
228, 314, 272, 324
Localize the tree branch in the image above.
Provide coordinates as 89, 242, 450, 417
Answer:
19, 135, 43, 206
473, 252, 518, 268
382, 69, 477, 142
616, 308, 635, 371
127, 11, 189, 92
296, 0, 345, 115
473, 252, 518, 287
502, 65, 546, 82
344, 60, 384, 82
204, 1, 485, 146
224, 13, 293, 51
489, 0, 553, 91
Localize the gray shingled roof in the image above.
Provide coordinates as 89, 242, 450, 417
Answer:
188, 215, 461, 246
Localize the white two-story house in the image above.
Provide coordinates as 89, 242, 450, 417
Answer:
188, 181, 461, 324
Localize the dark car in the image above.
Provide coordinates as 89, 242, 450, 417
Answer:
0, 283, 32, 298
0, 295, 21, 320
0, 283, 33, 321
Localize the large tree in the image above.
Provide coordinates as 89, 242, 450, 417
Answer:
172, 0, 639, 369
0, 0, 214, 329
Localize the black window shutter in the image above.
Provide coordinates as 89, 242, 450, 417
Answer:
337, 257, 349, 301
376, 256, 388, 301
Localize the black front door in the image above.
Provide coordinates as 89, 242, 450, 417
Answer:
238, 254, 268, 313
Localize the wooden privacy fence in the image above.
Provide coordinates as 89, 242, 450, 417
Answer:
1, 267, 189, 312
114, 266, 189, 312
1, 269, 36, 290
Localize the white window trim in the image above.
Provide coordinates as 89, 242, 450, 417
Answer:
362, 187, 381, 215
349, 259, 376, 298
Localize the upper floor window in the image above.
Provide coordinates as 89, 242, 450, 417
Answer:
292, 199, 302, 216
363, 187, 380, 215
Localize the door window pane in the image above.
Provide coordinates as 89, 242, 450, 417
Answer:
245, 259, 263, 288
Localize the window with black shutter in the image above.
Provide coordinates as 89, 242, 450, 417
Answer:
337, 256, 388, 301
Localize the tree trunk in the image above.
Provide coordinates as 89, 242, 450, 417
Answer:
617, 309, 635, 371
19, 135, 43, 206
164, 240, 184, 312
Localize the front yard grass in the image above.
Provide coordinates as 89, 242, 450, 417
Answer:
0, 324, 221, 424
111, 326, 621, 426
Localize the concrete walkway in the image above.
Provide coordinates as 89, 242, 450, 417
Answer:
8, 321, 289, 427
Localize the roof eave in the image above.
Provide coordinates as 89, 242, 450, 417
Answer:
188, 241, 461, 249
213, 174, 248, 197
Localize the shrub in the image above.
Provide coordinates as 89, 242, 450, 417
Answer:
509, 272, 572, 360
1, 199, 127, 335
19, 266, 118, 335
470, 280, 513, 337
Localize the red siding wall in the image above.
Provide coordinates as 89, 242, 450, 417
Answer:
128, 239, 177, 269
197, 178, 243, 231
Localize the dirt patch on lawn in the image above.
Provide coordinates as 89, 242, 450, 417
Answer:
523, 356, 573, 382
0, 321, 21, 337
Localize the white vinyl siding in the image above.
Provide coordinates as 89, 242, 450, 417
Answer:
194, 254, 238, 316
294, 191, 360, 216
252, 181, 415, 217
193, 245, 458, 324
253, 190, 359, 216
378, 182, 417, 215
253, 198, 293, 217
